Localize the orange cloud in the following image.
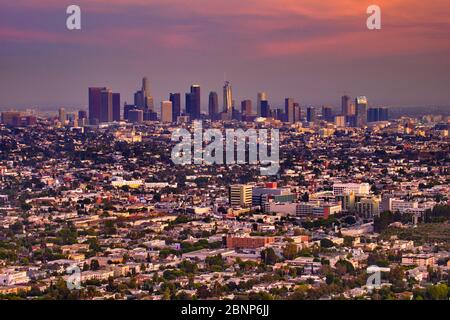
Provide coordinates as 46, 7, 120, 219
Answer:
2, 0, 449, 58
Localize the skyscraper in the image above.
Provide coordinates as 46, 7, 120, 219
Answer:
88, 87, 104, 125
223, 81, 233, 114
355, 96, 368, 127
208, 92, 219, 119
322, 106, 333, 122
190, 85, 201, 120
142, 77, 149, 93
272, 108, 284, 121
293, 103, 301, 122
335, 115, 346, 127
285, 98, 294, 123
128, 109, 144, 124
123, 104, 135, 120
112, 93, 121, 122
368, 108, 377, 123
58, 107, 66, 124
185, 93, 192, 117
66, 112, 78, 127
379, 107, 389, 121
368, 107, 389, 122
260, 100, 270, 118
170, 93, 181, 122
161, 101, 173, 123
307, 107, 316, 123
341, 95, 352, 116
349, 103, 356, 115
78, 110, 87, 121
134, 77, 154, 111
347, 115, 357, 127
142, 77, 153, 110
100, 88, 113, 123
257, 92, 267, 116
134, 91, 144, 109
89, 87, 113, 124
241, 100, 252, 115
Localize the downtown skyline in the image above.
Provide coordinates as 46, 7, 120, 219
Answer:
87, 77, 376, 121
1, 0, 450, 109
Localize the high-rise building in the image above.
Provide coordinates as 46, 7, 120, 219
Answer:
1, 111, 36, 127
169, 93, 181, 122
208, 91, 219, 119
1, 111, 21, 125
78, 110, 87, 121
293, 103, 301, 123
241, 100, 252, 115
347, 115, 357, 127
134, 77, 154, 111
142, 77, 153, 110
144, 110, 158, 121
134, 91, 143, 109
190, 85, 201, 120
285, 98, 294, 123
322, 106, 333, 122
355, 96, 368, 127
185, 93, 192, 117
89, 87, 103, 125
142, 77, 149, 93
271, 108, 283, 121
123, 104, 134, 120
341, 95, 353, 116
89, 87, 112, 124
368, 108, 377, 123
229, 184, 253, 207
58, 107, 66, 124
260, 100, 270, 118
100, 88, 113, 123
307, 107, 316, 123
128, 109, 144, 124
368, 107, 389, 122
66, 112, 79, 127
112, 93, 121, 122
349, 103, 356, 116
334, 115, 346, 127
161, 101, 173, 123
257, 92, 267, 116
77, 110, 87, 126
379, 107, 389, 121
223, 81, 233, 114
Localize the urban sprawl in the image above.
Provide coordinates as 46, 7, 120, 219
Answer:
0, 77, 449, 300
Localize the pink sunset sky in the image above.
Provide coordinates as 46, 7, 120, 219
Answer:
1, 0, 449, 109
